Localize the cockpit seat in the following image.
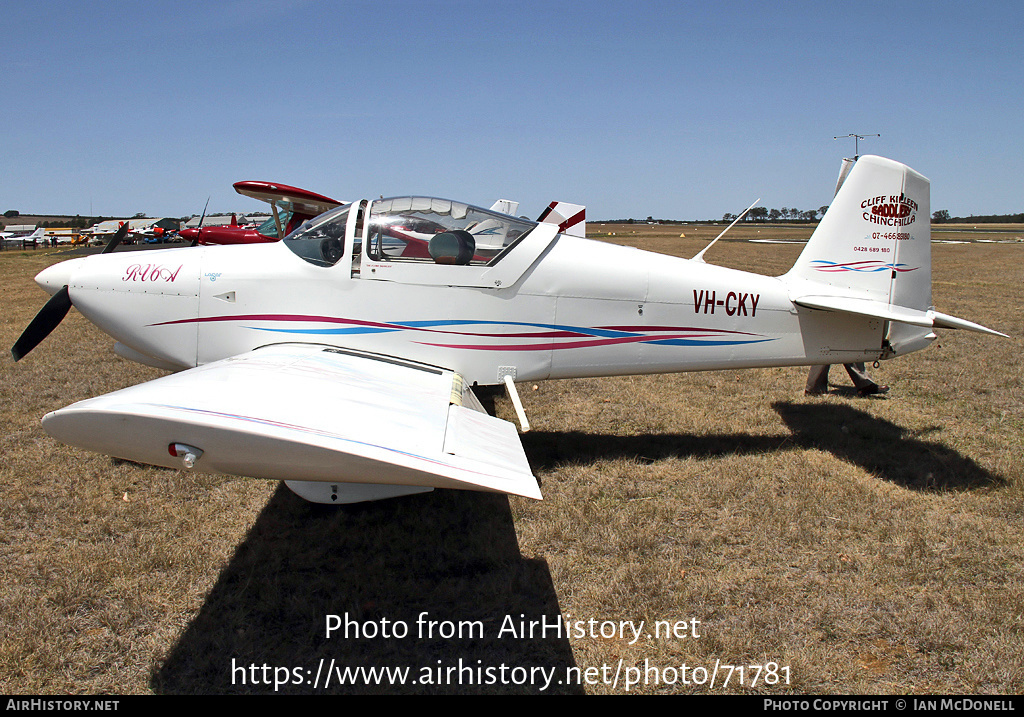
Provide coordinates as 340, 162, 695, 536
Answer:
428, 230, 476, 265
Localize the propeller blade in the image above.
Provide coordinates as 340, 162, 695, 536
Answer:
11, 285, 73, 361
101, 222, 130, 254
190, 197, 211, 247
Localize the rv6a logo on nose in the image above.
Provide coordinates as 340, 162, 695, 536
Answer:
862, 194, 918, 227
123, 263, 183, 282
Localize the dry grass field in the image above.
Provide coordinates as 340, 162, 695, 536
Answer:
1, 225, 1022, 694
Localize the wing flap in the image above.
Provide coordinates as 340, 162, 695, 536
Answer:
444, 405, 534, 478
42, 343, 541, 499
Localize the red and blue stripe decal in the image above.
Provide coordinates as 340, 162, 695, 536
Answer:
812, 260, 918, 273
152, 315, 775, 350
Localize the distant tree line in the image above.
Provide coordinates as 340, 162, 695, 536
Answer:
40, 216, 92, 228
723, 206, 830, 223
2, 214, 119, 229
932, 210, 1024, 224
607, 207, 1022, 224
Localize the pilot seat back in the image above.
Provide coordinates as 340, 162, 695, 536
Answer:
429, 230, 476, 265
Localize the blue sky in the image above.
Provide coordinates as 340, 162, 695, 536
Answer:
2, 0, 1021, 221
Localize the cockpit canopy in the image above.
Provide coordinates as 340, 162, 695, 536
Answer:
283, 197, 537, 268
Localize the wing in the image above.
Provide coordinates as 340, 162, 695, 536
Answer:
232, 181, 343, 217
42, 343, 541, 502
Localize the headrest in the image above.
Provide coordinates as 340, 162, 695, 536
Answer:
428, 230, 476, 265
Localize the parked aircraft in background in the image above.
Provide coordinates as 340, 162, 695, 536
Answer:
537, 200, 585, 237
79, 221, 125, 244
11, 157, 1005, 506
83, 220, 176, 245
180, 182, 344, 246
134, 226, 173, 243
1, 227, 47, 248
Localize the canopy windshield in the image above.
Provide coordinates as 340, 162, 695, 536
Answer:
282, 203, 351, 267
366, 197, 536, 265
283, 197, 538, 269
257, 211, 291, 238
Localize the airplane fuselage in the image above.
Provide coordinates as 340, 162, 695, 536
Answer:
47, 228, 885, 387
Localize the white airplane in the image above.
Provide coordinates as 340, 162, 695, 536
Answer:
11, 156, 1006, 505
2, 227, 47, 247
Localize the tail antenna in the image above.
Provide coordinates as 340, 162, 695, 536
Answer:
833, 133, 879, 161
693, 197, 760, 263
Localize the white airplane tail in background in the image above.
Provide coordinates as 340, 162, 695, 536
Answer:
782, 155, 1004, 355
538, 201, 586, 237
14, 228, 47, 245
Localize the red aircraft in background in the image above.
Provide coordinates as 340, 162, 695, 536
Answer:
179, 181, 344, 246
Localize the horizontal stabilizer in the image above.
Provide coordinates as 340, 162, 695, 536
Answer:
931, 310, 1009, 337
793, 294, 1007, 337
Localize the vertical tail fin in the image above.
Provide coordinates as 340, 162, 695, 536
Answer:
785, 155, 1005, 350
489, 199, 520, 216
785, 155, 931, 313
537, 201, 586, 237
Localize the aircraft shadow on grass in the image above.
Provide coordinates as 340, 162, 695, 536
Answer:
152, 486, 581, 695
522, 401, 1004, 492
152, 403, 998, 693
